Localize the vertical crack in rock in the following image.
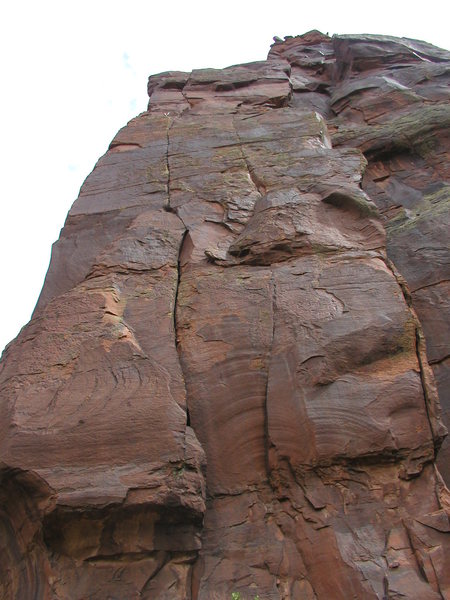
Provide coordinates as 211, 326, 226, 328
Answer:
415, 326, 447, 452
401, 519, 446, 600
166, 114, 196, 439
173, 229, 193, 467
264, 271, 276, 485
231, 113, 276, 485
180, 74, 193, 109
164, 111, 185, 348
232, 115, 267, 197
383, 257, 447, 452
173, 230, 188, 350
287, 75, 294, 104
164, 115, 175, 213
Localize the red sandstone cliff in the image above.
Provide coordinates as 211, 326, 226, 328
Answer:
0, 31, 449, 599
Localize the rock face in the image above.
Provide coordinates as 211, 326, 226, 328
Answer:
0, 31, 449, 600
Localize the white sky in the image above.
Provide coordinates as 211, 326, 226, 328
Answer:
1, 0, 448, 354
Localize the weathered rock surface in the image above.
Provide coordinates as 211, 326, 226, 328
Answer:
0, 31, 449, 599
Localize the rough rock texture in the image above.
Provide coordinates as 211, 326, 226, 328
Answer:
0, 31, 449, 599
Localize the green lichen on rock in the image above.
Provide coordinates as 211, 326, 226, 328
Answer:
386, 184, 450, 235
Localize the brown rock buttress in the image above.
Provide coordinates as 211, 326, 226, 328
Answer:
0, 31, 449, 599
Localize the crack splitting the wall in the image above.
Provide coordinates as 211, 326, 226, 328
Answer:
382, 256, 446, 452
164, 112, 185, 349
231, 112, 279, 489
165, 108, 201, 600
173, 230, 188, 350
402, 519, 446, 600
165, 114, 192, 428
180, 73, 194, 109
415, 326, 447, 451
232, 114, 267, 198
264, 272, 276, 487
164, 115, 175, 213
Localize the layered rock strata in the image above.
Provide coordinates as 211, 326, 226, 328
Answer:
0, 31, 449, 599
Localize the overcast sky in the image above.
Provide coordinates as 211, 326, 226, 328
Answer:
1, 0, 448, 354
